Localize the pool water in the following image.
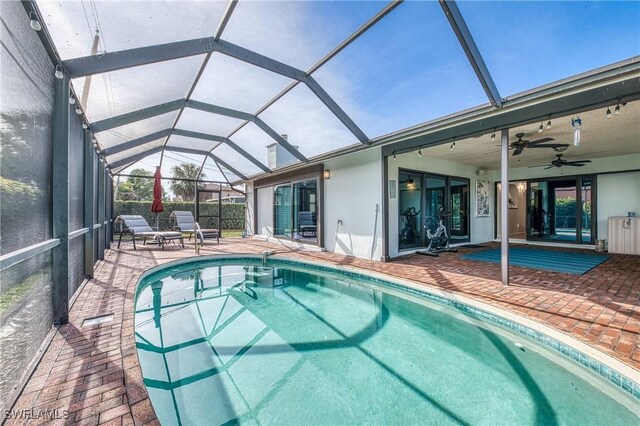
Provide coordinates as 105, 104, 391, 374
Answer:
134, 260, 638, 425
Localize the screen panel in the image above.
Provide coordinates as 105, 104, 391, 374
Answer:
258, 84, 358, 159
72, 55, 204, 122
38, 1, 227, 59
96, 111, 177, 149
458, 1, 640, 96
221, 0, 384, 70
311, 0, 488, 139
177, 107, 246, 137
166, 134, 221, 152
189, 54, 293, 113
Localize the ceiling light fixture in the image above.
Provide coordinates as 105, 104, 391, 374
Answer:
538, 122, 544, 133
29, 11, 42, 31
82, 122, 88, 129
75, 107, 82, 115
606, 107, 612, 119
54, 65, 64, 79
614, 102, 621, 116
418, 149, 422, 158
392, 151, 396, 159
69, 96, 76, 105
571, 116, 582, 147
490, 131, 496, 142
450, 141, 456, 151
546, 115, 551, 130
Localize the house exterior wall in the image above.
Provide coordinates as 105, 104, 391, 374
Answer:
597, 171, 640, 240
246, 149, 637, 259
323, 147, 383, 260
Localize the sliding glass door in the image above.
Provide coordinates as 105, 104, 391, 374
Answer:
526, 175, 595, 244
273, 179, 318, 244
398, 170, 470, 251
274, 184, 292, 238
293, 180, 318, 244
450, 178, 470, 242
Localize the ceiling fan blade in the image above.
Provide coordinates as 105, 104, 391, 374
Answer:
512, 148, 524, 156
526, 144, 569, 149
528, 164, 550, 168
565, 160, 592, 164
544, 166, 554, 170
527, 137, 555, 146
562, 163, 586, 167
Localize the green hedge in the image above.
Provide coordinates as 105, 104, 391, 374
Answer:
113, 201, 245, 230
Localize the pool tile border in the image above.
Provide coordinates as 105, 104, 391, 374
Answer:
136, 254, 640, 402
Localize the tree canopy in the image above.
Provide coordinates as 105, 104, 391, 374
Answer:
115, 168, 155, 201
169, 163, 206, 201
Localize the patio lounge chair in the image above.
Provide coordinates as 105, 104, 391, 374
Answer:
298, 211, 317, 237
115, 215, 184, 250
170, 211, 220, 244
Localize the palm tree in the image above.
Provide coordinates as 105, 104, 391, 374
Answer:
169, 163, 206, 201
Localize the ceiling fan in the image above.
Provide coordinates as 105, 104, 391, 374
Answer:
529, 154, 592, 170
502, 133, 570, 156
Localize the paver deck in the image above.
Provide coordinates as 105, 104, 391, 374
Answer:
6, 239, 639, 425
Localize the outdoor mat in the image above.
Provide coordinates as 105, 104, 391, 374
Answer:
457, 244, 488, 249
461, 247, 610, 274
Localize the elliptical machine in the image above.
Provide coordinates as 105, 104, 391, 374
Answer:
416, 208, 457, 257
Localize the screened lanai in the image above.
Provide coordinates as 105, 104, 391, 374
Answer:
32, 0, 640, 182
1, 0, 640, 418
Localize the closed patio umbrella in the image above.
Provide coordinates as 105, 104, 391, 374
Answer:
151, 166, 164, 230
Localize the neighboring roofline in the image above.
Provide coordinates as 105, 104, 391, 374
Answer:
237, 56, 640, 185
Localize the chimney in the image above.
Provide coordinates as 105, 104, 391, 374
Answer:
267, 134, 299, 169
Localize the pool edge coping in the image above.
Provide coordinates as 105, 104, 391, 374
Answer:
132, 253, 640, 407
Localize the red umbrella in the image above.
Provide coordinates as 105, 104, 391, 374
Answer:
151, 167, 164, 229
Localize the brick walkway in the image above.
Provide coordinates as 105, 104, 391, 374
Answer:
6, 239, 639, 425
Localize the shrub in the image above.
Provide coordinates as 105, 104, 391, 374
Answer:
113, 201, 245, 230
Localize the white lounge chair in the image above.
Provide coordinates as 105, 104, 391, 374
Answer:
170, 211, 220, 244
115, 215, 184, 250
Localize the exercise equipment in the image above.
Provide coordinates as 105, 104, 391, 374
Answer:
416, 208, 457, 257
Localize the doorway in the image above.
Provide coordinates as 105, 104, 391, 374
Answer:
527, 175, 595, 244
273, 179, 319, 244
495, 175, 595, 244
398, 170, 470, 251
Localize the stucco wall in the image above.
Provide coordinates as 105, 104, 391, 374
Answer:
323, 148, 384, 260
597, 171, 640, 240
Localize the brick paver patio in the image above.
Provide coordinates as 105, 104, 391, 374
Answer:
6, 239, 639, 425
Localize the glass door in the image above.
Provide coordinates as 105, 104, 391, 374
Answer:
398, 171, 423, 250
424, 175, 446, 245
580, 177, 593, 244
273, 184, 292, 238
450, 178, 469, 242
527, 175, 594, 244
293, 180, 318, 243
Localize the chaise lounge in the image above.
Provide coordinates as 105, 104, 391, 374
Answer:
115, 215, 184, 250
298, 211, 317, 237
170, 211, 220, 244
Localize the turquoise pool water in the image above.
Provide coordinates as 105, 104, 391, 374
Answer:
134, 258, 638, 425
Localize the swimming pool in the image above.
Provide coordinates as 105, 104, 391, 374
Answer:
134, 256, 639, 425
